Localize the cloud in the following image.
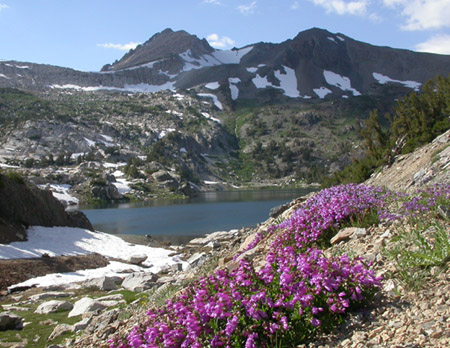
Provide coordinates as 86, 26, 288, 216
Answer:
291, 1, 299, 10
203, 0, 221, 4
97, 42, 141, 51
0, 3, 8, 10
207, 34, 236, 48
237, 1, 257, 15
383, 0, 450, 31
416, 34, 450, 54
309, 0, 369, 16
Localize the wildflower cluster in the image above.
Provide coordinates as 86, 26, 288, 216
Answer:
109, 251, 380, 348
109, 184, 389, 348
244, 183, 387, 254
394, 184, 450, 220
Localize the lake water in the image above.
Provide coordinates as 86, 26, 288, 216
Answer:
82, 188, 315, 243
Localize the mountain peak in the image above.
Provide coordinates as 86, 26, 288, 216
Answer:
103, 28, 214, 71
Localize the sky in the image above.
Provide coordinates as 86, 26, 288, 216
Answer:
0, 0, 449, 72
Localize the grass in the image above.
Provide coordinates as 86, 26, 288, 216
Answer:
385, 220, 450, 290
0, 305, 81, 348
0, 287, 158, 348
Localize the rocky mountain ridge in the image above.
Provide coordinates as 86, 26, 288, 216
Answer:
1, 28, 449, 106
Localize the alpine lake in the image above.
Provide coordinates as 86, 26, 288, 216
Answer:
81, 188, 316, 245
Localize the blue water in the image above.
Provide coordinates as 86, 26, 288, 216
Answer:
82, 189, 314, 238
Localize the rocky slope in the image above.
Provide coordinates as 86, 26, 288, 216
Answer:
1, 86, 394, 204
0, 88, 241, 203
1, 28, 449, 106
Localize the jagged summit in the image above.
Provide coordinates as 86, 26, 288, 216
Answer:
101, 28, 214, 72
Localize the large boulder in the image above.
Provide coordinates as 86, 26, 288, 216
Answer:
0, 173, 94, 244
90, 182, 123, 201
121, 272, 157, 292
68, 298, 108, 318
82, 276, 118, 291
0, 312, 23, 331
35, 300, 73, 314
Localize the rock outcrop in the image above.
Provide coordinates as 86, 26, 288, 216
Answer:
0, 173, 93, 243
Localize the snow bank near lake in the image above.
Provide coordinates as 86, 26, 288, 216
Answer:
0, 226, 182, 269
1, 226, 186, 290
9, 261, 145, 290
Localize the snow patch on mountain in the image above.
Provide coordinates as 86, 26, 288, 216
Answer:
323, 70, 361, 96
274, 66, 300, 98
372, 72, 421, 91
111, 170, 132, 194
212, 46, 253, 64
205, 82, 220, 90
252, 74, 273, 89
313, 86, 332, 99
201, 112, 221, 123
253, 67, 300, 98
228, 78, 241, 100
198, 93, 223, 110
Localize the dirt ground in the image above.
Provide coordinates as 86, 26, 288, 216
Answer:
0, 253, 109, 293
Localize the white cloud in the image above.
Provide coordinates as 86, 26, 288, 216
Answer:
291, 1, 300, 10
207, 34, 236, 48
383, 0, 450, 31
416, 34, 450, 54
0, 3, 8, 10
309, 0, 369, 16
97, 42, 141, 51
237, 1, 257, 15
203, 0, 221, 4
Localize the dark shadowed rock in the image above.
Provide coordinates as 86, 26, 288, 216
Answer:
0, 173, 94, 244
0, 312, 23, 331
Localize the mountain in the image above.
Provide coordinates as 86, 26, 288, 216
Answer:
1, 28, 449, 106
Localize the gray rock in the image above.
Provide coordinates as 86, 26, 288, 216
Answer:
156, 276, 176, 284
34, 300, 73, 314
73, 317, 91, 332
354, 228, 367, 238
121, 272, 157, 292
206, 240, 221, 249
170, 263, 183, 272
413, 168, 426, 182
91, 182, 123, 201
0, 312, 23, 331
128, 254, 148, 265
270, 203, 290, 218
0, 305, 31, 312
96, 294, 124, 302
29, 291, 74, 302
68, 298, 108, 318
82, 276, 118, 291
187, 252, 208, 268
48, 324, 73, 341
82, 308, 120, 339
